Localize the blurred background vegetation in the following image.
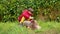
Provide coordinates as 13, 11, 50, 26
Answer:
0, 0, 60, 22
0, 0, 60, 34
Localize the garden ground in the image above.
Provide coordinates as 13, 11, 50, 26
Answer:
0, 21, 60, 34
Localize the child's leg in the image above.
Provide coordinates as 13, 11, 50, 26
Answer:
19, 17, 25, 26
20, 17, 25, 23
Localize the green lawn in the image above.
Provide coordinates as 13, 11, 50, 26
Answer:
0, 21, 60, 34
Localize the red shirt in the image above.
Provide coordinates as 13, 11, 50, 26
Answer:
18, 9, 33, 22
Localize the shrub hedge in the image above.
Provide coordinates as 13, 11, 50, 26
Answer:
0, 0, 60, 22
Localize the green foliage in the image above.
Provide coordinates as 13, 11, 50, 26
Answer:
0, 0, 60, 22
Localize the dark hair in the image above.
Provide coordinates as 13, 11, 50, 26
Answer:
28, 8, 34, 12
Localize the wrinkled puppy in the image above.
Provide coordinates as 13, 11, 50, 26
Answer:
23, 20, 41, 30
23, 21, 32, 28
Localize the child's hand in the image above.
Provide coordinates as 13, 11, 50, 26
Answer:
29, 16, 34, 19
20, 22, 21, 23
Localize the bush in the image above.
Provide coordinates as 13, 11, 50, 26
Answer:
0, 0, 60, 22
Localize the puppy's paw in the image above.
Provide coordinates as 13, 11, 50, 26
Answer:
36, 26, 41, 30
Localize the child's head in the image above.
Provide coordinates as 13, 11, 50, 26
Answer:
28, 8, 34, 13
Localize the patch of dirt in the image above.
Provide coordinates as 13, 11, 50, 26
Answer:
35, 28, 60, 34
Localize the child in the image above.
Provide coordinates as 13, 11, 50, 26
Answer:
18, 8, 34, 24
18, 8, 41, 30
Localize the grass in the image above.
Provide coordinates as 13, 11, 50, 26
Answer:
0, 21, 60, 34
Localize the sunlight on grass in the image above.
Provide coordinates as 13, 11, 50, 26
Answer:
0, 21, 60, 34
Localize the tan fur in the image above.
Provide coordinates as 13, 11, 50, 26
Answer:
24, 20, 41, 30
